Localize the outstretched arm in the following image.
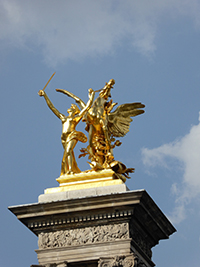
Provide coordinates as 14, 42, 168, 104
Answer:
38, 90, 63, 120
56, 88, 86, 110
78, 88, 95, 118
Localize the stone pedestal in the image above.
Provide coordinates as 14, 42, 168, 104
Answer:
8, 185, 176, 267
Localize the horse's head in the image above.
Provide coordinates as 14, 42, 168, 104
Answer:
99, 79, 115, 99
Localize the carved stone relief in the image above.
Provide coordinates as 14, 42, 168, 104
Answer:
98, 254, 138, 267
38, 223, 129, 249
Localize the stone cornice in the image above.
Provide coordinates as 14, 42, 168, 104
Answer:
8, 190, 176, 244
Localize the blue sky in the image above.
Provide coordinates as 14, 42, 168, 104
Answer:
1, 1, 200, 266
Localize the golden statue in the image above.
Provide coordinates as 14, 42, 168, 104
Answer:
78, 79, 145, 178
38, 88, 95, 176
38, 75, 145, 184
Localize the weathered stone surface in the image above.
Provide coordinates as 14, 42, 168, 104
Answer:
9, 189, 176, 267
38, 184, 129, 203
36, 239, 133, 265
38, 223, 129, 249
98, 254, 139, 267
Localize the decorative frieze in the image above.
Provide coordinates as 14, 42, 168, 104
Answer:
98, 254, 139, 267
29, 210, 133, 230
38, 223, 129, 249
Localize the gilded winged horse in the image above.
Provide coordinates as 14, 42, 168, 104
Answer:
56, 79, 145, 177
84, 79, 145, 171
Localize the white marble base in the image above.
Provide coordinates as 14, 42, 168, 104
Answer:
38, 183, 129, 203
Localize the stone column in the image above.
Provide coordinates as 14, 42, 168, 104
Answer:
9, 186, 176, 267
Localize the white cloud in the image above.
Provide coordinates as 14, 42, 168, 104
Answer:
0, 0, 200, 66
142, 113, 200, 224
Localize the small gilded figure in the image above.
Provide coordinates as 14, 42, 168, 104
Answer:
38, 88, 95, 176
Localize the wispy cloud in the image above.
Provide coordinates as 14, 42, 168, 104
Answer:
0, 0, 200, 66
142, 113, 200, 224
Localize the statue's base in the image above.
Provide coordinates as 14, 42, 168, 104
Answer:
39, 183, 129, 203
44, 169, 123, 194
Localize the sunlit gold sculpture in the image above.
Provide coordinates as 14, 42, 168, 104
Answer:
38, 76, 145, 189
79, 79, 144, 180
38, 87, 95, 176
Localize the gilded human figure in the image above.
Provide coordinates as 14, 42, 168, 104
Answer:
38, 88, 95, 175
57, 79, 117, 170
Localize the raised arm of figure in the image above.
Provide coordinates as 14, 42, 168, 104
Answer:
38, 90, 64, 120
74, 89, 95, 123
79, 88, 95, 115
56, 88, 86, 110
